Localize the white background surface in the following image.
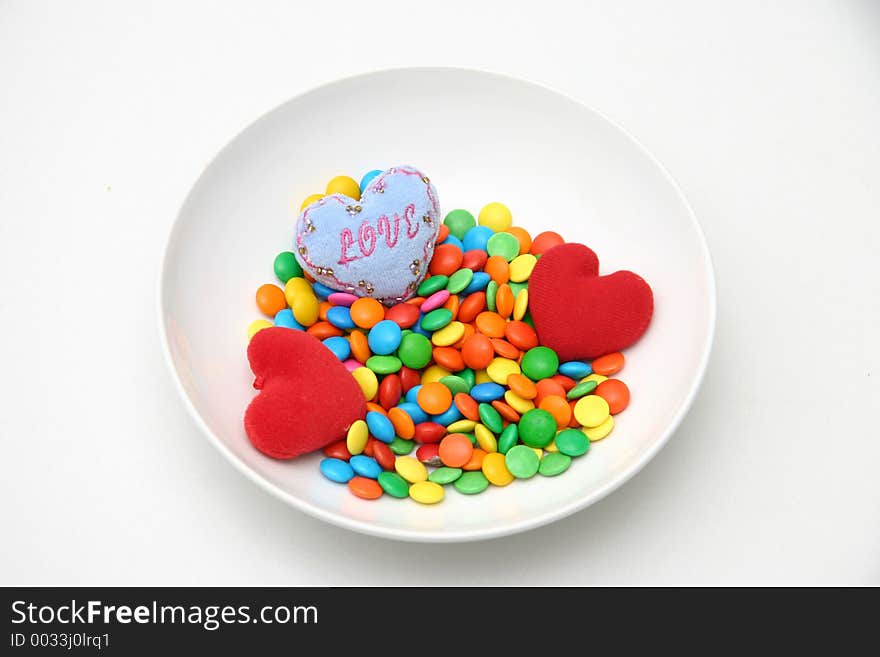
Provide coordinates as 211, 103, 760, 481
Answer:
1, 0, 877, 585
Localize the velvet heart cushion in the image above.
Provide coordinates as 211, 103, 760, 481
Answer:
528, 243, 654, 361
244, 327, 366, 459
294, 165, 440, 304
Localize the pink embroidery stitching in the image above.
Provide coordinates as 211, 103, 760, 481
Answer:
338, 228, 358, 265
403, 204, 418, 239
357, 220, 377, 257
377, 214, 400, 248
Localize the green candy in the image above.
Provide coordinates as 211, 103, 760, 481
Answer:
440, 375, 470, 396
458, 368, 475, 389
523, 312, 535, 328
454, 471, 490, 494
486, 280, 498, 312
464, 433, 477, 445
444, 209, 476, 240
446, 268, 474, 294
377, 471, 409, 498
521, 346, 559, 380
486, 232, 520, 262
366, 355, 402, 374
566, 380, 598, 400
505, 445, 540, 479
273, 251, 302, 283
498, 424, 519, 454
539, 452, 571, 477
389, 436, 415, 455
508, 281, 528, 297
478, 403, 503, 433
418, 275, 449, 296
421, 308, 453, 331
398, 333, 432, 369
555, 429, 590, 457
518, 408, 556, 448
429, 467, 463, 485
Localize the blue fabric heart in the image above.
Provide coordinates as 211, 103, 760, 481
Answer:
294, 165, 440, 304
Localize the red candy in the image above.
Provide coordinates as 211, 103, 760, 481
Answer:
416, 443, 442, 467
428, 244, 464, 276
385, 302, 420, 328
370, 439, 395, 470
378, 374, 403, 409
461, 249, 488, 271
414, 422, 446, 444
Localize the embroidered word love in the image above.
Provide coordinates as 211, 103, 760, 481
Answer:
294, 166, 440, 304
338, 204, 420, 265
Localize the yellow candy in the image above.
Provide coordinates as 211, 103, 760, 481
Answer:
530, 447, 543, 460
290, 290, 319, 326
474, 424, 498, 453
346, 419, 369, 455
474, 369, 492, 384
421, 364, 452, 385
574, 395, 610, 428
478, 202, 512, 231
431, 321, 465, 347
513, 288, 529, 320
482, 452, 514, 486
486, 357, 521, 385
409, 480, 444, 504
583, 415, 614, 441
300, 193, 323, 211
504, 390, 535, 414
545, 438, 558, 453
395, 456, 428, 483
447, 419, 477, 433
580, 373, 608, 385
284, 276, 312, 304
326, 175, 361, 200
247, 319, 273, 340
351, 367, 378, 401
509, 254, 537, 282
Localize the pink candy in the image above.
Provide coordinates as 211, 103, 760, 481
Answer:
328, 292, 359, 307
342, 358, 361, 372
420, 290, 451, 313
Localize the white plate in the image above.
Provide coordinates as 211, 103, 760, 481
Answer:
159, 68, 715, 542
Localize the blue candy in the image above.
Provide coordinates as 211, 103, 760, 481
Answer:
326, 306, 356, 330
470, 382, 505, 402
405, 385, 422, 405
311, 281, 336, 299
274, 308, 304, 330
368, 319, 402, 356
349, 455, 382, 479
411, 318, 432, 337
322, 336, 351, 361
360, 169, 382, 192
462, 271, 491, 295
397, 402, 428, 425
366, 411, 395, 443
320, 458, 354, 483
432, 405, 462, 427
462, 226, 494, 252
440, 234, 464, 250
559, 361, 592, 379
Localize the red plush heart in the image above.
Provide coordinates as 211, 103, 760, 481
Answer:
529, 243, 654, 361
244, 327, 366, 459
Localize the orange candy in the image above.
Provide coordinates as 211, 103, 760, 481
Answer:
495, 284, 514, 318
255, 283, 286, 316
433, 346, 465, 371
348, 476, 383, 499
307, 321, 344, 339
492, 400, 521, 423
437, 224, 450, 243
428, 244, 463, 276
350, 297, 385, 329
567, 400, 581, 428
490, 338, 520, 360
438, 433, 474, 468
507, 373, 537, 399
442, 293, 460, 319
535, 378, 567, 406
592, 351, 625, 376
504, 320, 539, 350
417, 382, 453, 414
484, 255, 510, 284
550, 374, 577, 392
530, 230, 565, 255
461, 333, 494, 370
349, 331, 371, 363
388, 407, 416, 439
596, 378, 630, 414
318, 300, 333, 321
458, 292, 486, 323
454, 393, 480, 421
475, 311, 506, 338
453, 322, 475, 349
506, 226, 532, 254
365, 402, 388, 416
463, 448, 486, 471
539, 394, 572, 428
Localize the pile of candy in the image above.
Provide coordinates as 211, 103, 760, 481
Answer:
247, 172, 631, 504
